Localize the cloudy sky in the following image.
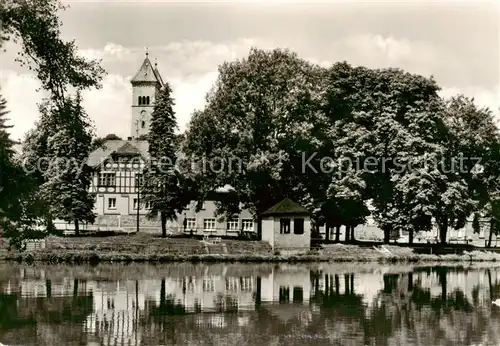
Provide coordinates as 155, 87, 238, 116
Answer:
1, 0, 499, 140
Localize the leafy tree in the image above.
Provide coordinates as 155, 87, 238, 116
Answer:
184, 48, 325, 238
38, 92, 95, 235
20, 105, 58, 235
0, 91, 18, 217
1, 0, 105, 102
141, 84, 189, 237
321, 63, 445, 243
4, 1, 104, 242
0, 90, 47, 248
91, 133, 122, 150
430, 96, 499, 244
0, 92, 23, 226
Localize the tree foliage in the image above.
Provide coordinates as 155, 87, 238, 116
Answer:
0, 0, 105, 101
142, 84, 190, 237
2, 1, 104, 244
184, 47, 500, 245
37, 93, 95, 235
0, 91, 23, 225
91, 133, 122, 151
184, 48, 325, 224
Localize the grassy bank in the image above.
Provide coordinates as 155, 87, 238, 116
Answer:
1, 234, 499, 264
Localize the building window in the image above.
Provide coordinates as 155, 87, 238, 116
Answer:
186, 218, 196, 230
280, 218, 291, 234
227, 219, 238, 231
242, 219, 254, 232
203, 218, 216, 232
108, 198, 116, 209
141, 120, 145, 128
98, 173, 116, 187
134, 199, 152, 210
138, 96, 142, 105
146, 96, 150, 105
294, 218, 304, 235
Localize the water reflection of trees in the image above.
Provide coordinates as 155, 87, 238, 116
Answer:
361, 268, 493, 346
0, 278, 93, 346
110, 268, 500, 345
3, 265, 500, 345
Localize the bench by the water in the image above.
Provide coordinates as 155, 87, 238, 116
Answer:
24, 239, 46, 251
201, 235, 222, 245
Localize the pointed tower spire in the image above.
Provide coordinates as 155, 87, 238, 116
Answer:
131, 52, 160, 85
145, 46, 149, 57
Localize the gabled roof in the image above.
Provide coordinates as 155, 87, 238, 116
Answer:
261, 198, 310, 216
131, 54, 162, 85
87, 140, 149, 167
113, 142, 142, 156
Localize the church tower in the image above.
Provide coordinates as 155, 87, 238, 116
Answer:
130, 51, 164, 138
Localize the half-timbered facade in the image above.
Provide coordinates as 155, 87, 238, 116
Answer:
88, 140, 149, 216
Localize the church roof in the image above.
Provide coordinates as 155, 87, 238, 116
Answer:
154, 65, 165, 87
130, 54, 162, 85
113, 141, 142, 156
87, 140, 149, 167
261, 198, 310, 216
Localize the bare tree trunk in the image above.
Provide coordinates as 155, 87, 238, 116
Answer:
487, 219, 494, 248
46, 215, 54, 234
438, 218, 448, 245
257, 215, 262, 240
350, 225, 355, 242
409, 229, 414, 245
75, 220, 80, 236
325, 222, 330, 241
335, 225, 341, 242
383, 226, 390, 244
344, 225, 350, 243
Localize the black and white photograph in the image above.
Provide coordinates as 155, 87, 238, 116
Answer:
0, 0, 499, 345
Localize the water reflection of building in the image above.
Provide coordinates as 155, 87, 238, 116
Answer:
260, 265, 311, 303
82, 273, 259, 344
163, 275, 255, 313
83, 281, 149, 346
6, 265, 500, 346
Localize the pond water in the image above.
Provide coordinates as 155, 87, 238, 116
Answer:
0, 262, 500, 346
